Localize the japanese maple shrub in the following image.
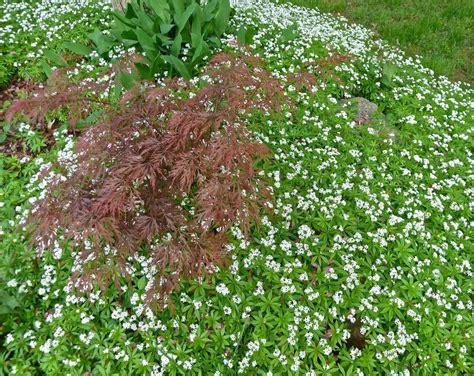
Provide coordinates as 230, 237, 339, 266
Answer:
3, 52, 288, 305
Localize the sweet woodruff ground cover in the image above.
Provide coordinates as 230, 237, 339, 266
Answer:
0, 0, 473, 375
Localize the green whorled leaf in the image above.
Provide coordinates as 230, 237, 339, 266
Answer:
43, 49, 67, 67
0, 291, 19, 312
162, 54, 191, 79
75, 109, 105, 130
171, 33, 183, 57
62, 41, 92, 56
83, 109, 104, 125
214, 0, 231, 36
148, 0, 170, 22
0, 123, 10, 143
0, 306, 12, 315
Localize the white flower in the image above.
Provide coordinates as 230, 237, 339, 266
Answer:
297, 225, 314, 239
216, 283, 230, 296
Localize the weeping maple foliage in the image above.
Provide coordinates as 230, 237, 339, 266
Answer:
3, 52, 292, 305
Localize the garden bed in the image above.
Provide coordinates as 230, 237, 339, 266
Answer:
0, 0, 473, 374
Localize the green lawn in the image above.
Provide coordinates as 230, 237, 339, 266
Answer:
284, 0, 474, 82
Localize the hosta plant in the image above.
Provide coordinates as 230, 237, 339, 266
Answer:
88, 0, 232, 81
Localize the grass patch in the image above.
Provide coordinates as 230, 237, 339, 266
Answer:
283, 0, 474, 82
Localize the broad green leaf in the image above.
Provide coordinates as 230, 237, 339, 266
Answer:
191, 9, 203, 47
149, 0, 170, 21
382, 63, 398, 87
160, 23, 174, 34
88, 29, 114, 55
63, 41, 92, 56
237, 27, 247, 45
120, 29, 139, 47
172, 0, 185, 16
41, 60, 53, 77
171, 33, 183, 57
135, 62, 153, 80
175, 3, 197, 32
236, 26, 255, 45
124, 2, 138, 19
162, 55, 191, 79
155, 33, 173, 49
114, 10, 137, 28
191, 37, 209, 63
137, 10, 155, 34
43, 49, 67, 67
136, 28, 157, 51
203, 0, 218, 21
214, 0, 231, 36
150, 53, 164, 76
208, 35, 221, 48
137, 276, 147, 290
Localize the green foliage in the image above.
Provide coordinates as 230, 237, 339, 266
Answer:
1, 1, 473, 374
88, 0, 232, 81
62, 42, 93, 56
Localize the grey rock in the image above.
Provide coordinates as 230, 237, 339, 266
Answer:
342, 97, 378, 124
341, 97, 399, 142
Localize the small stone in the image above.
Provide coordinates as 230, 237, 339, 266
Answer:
342, 97, 378, 124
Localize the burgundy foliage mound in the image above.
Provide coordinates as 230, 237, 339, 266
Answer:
3, 52, 287, 304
